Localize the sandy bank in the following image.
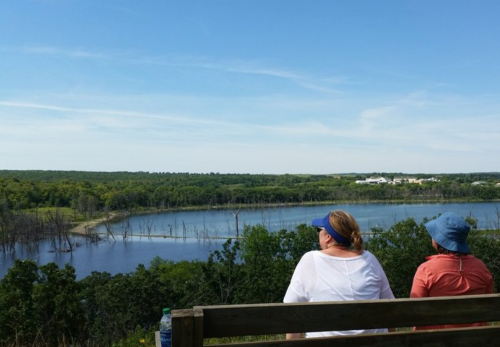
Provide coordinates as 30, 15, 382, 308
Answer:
70, 212, 122, 235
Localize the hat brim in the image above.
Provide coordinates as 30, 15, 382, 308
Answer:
311, 217, 325, 227
425, 218, 470, 253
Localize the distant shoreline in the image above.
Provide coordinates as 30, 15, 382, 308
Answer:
71, 216, 110, 235
70, 212, 122, 235
69, 199, 500, 236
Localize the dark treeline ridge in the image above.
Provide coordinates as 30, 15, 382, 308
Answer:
1, 170, 500, 211
1, 220, 499, 347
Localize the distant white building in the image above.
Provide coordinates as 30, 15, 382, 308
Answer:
357, 177, 440, 185
406, 177, 440, 184
407, 178, 421, 184
355, 177, 392, 185
390, 178, 404, 185
422, 177, 440, 183
471, 181, 487, 186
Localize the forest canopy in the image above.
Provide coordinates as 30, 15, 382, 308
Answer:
1, 170, 499, 212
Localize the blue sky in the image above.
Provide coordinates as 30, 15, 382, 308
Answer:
1, 0, 499, 174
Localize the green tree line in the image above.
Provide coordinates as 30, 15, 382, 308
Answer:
1, 220, 499, 347
1, 170, 499, 212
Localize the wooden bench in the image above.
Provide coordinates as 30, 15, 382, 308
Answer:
171, 294, 500, 347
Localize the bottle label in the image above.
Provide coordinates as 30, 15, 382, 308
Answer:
160, 330, 172, 347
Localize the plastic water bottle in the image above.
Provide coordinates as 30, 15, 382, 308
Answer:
160, 308, 172, 347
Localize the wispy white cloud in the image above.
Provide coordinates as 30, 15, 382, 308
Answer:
10, 45, 346, 94
3, 89, 500, 147
20, 46, 111, 60
0, 100, 220, 126
179, 58, 344, 94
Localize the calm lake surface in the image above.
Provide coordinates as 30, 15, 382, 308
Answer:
1, 202, 499, 280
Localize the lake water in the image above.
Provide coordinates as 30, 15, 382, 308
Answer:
1, 202, 499, 280
94, 202, 500, 238
0, 237, 227, 280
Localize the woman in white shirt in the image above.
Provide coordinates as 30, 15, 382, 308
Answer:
284, 210, 394, 339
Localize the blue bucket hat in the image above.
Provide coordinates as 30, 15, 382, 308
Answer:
425, 212, 471, 253
312, 213, 351, 246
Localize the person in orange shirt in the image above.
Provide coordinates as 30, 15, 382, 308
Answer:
410, 212, 494, 330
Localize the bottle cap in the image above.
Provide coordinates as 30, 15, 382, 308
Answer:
163, 308, 171, 315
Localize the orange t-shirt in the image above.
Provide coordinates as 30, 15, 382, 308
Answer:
410, 254, 494, 330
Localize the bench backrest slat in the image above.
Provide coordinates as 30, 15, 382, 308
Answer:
193, 294, 500, 338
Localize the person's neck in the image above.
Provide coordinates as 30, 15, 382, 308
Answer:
327, 243, 347, 249
322, 244, 362, 257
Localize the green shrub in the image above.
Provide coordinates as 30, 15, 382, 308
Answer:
366, 218, 435, 298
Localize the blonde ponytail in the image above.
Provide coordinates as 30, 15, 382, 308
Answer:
329, 210, 364, 252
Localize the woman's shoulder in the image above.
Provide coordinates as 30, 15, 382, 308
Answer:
361, 250, 376, 259
303, 250, 321, 258
359, 250, 385, 267
298, 250, 320, 261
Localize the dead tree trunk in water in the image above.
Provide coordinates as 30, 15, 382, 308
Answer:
46, 209, 73, 252
102, 206, 116, 242
233, 209, 240, 238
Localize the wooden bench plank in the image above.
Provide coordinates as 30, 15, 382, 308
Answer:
195, 294, 500, 337
206, 325, 500, 347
